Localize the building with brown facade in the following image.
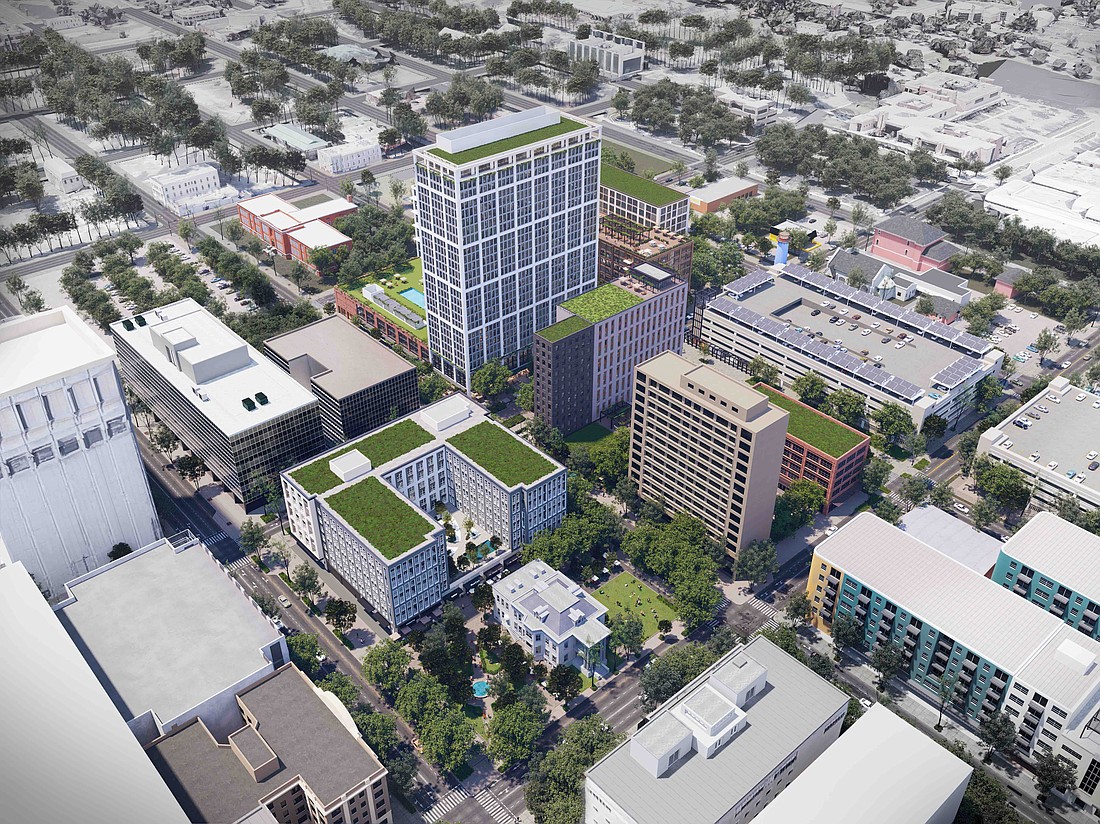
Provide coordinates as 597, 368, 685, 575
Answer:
598, 214, 693, 285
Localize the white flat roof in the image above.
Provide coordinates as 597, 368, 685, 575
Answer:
435, 106, 558, 155
0, 563, 189, 824
288, 220, 350, 249
110, 299, 317, 437
690, 176, 758, 201
43, 156, 77, 176
0, 306, 115, 397
1003, 512, 1100, 603
150, 162, 219, 186
899, 505, 1002, 575
753, 705, 971, 824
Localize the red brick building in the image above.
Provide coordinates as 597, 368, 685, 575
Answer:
237, 193, 356, 273
334, 286, 431, 362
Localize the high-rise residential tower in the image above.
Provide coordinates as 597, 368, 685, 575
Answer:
413, 106, 602, 390
0, 308, 160, 596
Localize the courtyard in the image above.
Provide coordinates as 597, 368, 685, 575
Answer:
592, 572, 678, 641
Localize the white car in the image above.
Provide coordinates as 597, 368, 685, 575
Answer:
858, 698, 874, 710
1088, 451, 1099, 461
838, 308, 849, 315
277, 595, 291, 609
1030, 312, 1039, 318
871, 321, 881, 329
894, 341, 905, 349
1061, 361, 1072, 369
873, 355, 883, 362
861, 329, 871, 336
1047, 461, 1059, 470
954, 503, 970, 514
1014, 307, 1023, 313
820, 300, 830, 307
1030, 452, 1041, 462
1078, 394, 1088, 402
1094, 401, 1100, 409
825, 526, 838, 536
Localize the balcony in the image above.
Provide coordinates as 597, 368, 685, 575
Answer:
958, 671, 972, 685
1013, 585, 1030, 596
1054, 593, 1070, 606
858, 593, 870, 605
1017, 574, 1032, 586
876, 632, 889, 645
962, 660, 977, 672
904, 636, 916, 648
982, 700, 999, 713
907, 624, 921, 636
934, 650, 949, 663
855, 607, 867, 619
882, 608, 896, 620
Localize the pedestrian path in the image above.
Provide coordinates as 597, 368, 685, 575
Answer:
475, 788, 517, 824
424, 788, 470, 823
225, 555, 252, 571
747, 596, 778, 618
205, 530, 229, 545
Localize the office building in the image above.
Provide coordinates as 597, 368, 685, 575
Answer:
173, 4, 222, 24
697, 265, 1002, 429
993, 512, 1100, 639
977, 376, 1100, 513
585, 636, 849, 824
282, 396, 566, 628
718, 89, 778, 130
599, 163, 689, 234
809, 512, 1100, 813
264, 316, 419, 444
753, 705, 972, 824
630, 352, 787, 558
598, 213, 693, 284
148, 665, 392, 824
55, 531, 287, 746
317, 138, 383, 175
534, 265, 688, 435
752, 383, 869, 511
494, 560, 610, 671
413, 106, 602, 390
44, 156, 83, 193
263, 122, 330, 159
689, 176, 760, 214
566, 29, 645, 80
985, 151, 1100, 247
902, 72, 1002, 116
148, 162, 240, 217
237, 192, 356, 274
0, 308, 160, 597
112, 299, 322, 507
0, 561, 189, 824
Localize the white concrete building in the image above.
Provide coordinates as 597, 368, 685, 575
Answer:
147, 162, 234, 217
567, 30, 645, 80
282, 396, 567, 629
753, 705, 972, 824
413, 106, 602, 390
585, 636, 848, 824
493, 560, 610, 670
978, 376, 1100, 513
54, 531, 287, 746
718, 90, 777, 130
902, 72, 1003, 117
173, 4, 222, 25
984, 151, 1100, 246
44, 157, 83, 193
317, 138, 383, 175
0, 308, 160, 598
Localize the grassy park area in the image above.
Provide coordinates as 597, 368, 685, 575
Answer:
592, 572, 678, 641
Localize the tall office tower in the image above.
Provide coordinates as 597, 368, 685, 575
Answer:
629, 352, 788, 558
413, 106, 602, 390
0, 308, 160, 596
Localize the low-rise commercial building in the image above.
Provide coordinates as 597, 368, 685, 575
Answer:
264, 316, 419, 445
317, 138, 383, 175
828, 246, 971, 307
263, 122, 330, 159
44, 156, 83, 193
148, 162, 239, 217
567, 30, 645, 80
112, 299, 322, 507
237, 192, 356, 274
0, 561, 190, 824
598, 214, 693, 284
753, 704, 972, 824
600, 163, 689, 234
534, 266, 688, 435
54, 531, 287, 746
334, 285, 431, 363
585, 636, 849, 824
689, 176, 760, 214
494, 560, 610, 671
984, 152, 1100, 246
718, 90, 777, 130
148, 665, 392, 824
281, 396, 566, 628
0, 307, 160, 597
173, 4, 222, 25
697, 264, 1001, 429
868, 216, 962, 276
752, 383, 869, 511
630, 352, 787, 558
978, 376, 1100, 513
902, 72, 1003, 116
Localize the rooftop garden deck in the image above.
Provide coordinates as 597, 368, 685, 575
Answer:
290, 419, 436, 495
326, 476, 435, 560
561, 284, 644, 324
536, 314, 592, 342
427, 117, 587, 165
600, 163, 684, 207
447, 421, 557, 487
754, 383, 867, 458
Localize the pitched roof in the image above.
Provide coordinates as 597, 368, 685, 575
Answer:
923, 239, 962, 262
873, 215, 947, 246
827, 248, 886, 278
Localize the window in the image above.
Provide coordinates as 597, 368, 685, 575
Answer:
1081, 759, 1100, 795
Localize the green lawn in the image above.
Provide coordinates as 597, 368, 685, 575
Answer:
291, 419, 435, 495
603, 141, 675, 177
448, 421, 558, 487
592, 572, 678, 641
463, 703, 487, 739
561, 284, 644, 323
753, 383, 867, 458
565, 422, 613, 445
429, 117, 587, 164
479, 648, 502, 675
325, 476, 435, 559
347, 258, 428, 342
575, 666, 596, 693
290, 192, 335, 209
537, 315, 592, 343
600, 163, 684, 206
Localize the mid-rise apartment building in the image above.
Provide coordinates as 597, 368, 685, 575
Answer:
598, 214, 693, 284
629, 352, 787, 558
238, 192, 357, 274
264, 316, 419, 444
54, 531, 287, 746
534, 265, 688, 434
281, 396, 566, 628
112, 299, 322, 507
697, 264, 1002, 429
413, 106, 602, 390
753, 383, 869, 511
585, 636, 849, 824
148, 665, 392, 824
0, 308, 160, 597
566, 29, 645, 80
599, 163, 689, 234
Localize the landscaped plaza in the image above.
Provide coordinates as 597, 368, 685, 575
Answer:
593, 572, 679, 641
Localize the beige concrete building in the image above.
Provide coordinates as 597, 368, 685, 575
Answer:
629, 352, 787, 558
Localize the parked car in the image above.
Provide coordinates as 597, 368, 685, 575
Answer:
953, 503, 970, 514
277, 595, 291, 609
1089, 461, 1099, 471
811, 308, 821, 316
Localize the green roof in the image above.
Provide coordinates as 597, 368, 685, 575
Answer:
447, 421, 557, 487
290, 419, 435, 495
600, 163, 684, 207
754, 383, 867, 458
427, 117, 587, 165
326, 476, 435, 560
561, 284, 645, 323
536, 315, 592, 343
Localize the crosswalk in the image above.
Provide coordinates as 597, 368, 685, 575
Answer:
748, 596, 781, 636
475, 788, 518, 824
423, 787, 470, 823
205, 531, 229, 545
226, 555, 253, 572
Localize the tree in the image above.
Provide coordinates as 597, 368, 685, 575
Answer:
1033, 750, 1079, 798
1062, 308, 1087, 344
993, 164, 1013, 184
287, 633, 322, 679
291, 562, 322, 602
609, 613, 645, 657
657, 618, 673, 636
524, 715, 621, 824
971, 496, 1001, 530
516, 381, 534, 412
396, 672, 448, 728
175, 453, 206, 488
935, 673, 959, 730
488, 700, 546, 768
929, 482, 954, 510
472, 583, 494, 612
253, 592, 279, 618
472, 358, 510, 398
151, 424, 179, 459
869, 641, 906, 691
978, 711, 1018, 761
847, 268, 869, 290
238, 518, 270, 557
420, 708, 474, 772
735, 539, 777, 587
873, 497, 903, 525
791, 371, 828, 407
640, 643, 717, 710
748, 356, 781, 387
361, 639, 412, 700
108, 542, 133, 561
830, 613, 864, 660
973, 375, 1002, 411
1033, 328, 1059, 364
500, 642, 529, 685
319, 671, 361, 710
177, 218, 196, 249
915, 294, 936, 316
785, 592, 811, 625
871, 403, 916, 444
899, 475, 930, 510
325, 598, 357, 634
921, 414, 948, 440
822, 388, 866, 428
547, 664, 583, 703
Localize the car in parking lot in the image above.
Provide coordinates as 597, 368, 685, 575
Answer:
811, 308, 821, 316
1090, 461, 1099, 471
849, 323, 858, 330
894, 341, 905, 349
953, 503, 970, 514
1087, 451, 1098, 461
1029, 452, 1041, 462
861, 329, 871, 336
1047, 461, 1059, 470
881, 337, 891, 344
1078, 394, 1088, 402
1037, 405, 1050, 413
1026, 411, 1041, 420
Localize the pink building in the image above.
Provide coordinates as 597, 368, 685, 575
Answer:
868, 215, 960, 274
